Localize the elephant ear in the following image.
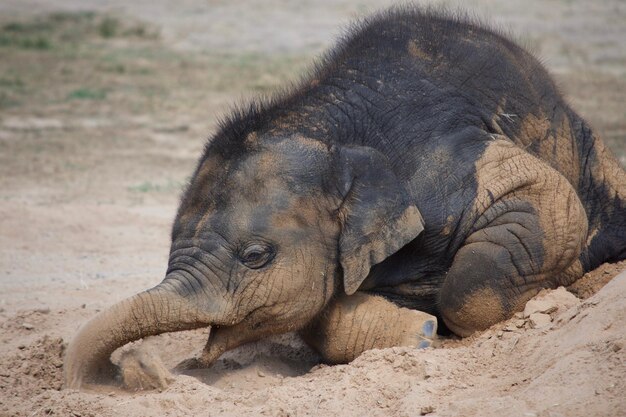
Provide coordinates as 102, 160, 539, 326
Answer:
334, 145, 424, 295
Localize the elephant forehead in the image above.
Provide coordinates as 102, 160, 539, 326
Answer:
201, 188, 327, 241
175, 136, 331, 240
229, 152, 287, 194
237, 140, 329, 188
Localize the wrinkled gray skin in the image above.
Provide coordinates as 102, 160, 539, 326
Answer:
64, 133, 424, 388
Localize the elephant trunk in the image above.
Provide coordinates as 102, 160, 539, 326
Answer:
64, 283, 214, 389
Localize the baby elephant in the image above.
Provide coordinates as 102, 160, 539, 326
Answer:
65, 7, 626, 388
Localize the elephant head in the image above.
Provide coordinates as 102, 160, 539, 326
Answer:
64, 131, 424, 389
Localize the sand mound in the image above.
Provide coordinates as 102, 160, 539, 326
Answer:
1, 264, 624, 417
0, 336, 65, 393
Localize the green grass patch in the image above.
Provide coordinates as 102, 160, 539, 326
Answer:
98, 16, 157, 39
0, 76, 25, 88
98, 17, 120, 38
0, 11, 307, 114
0, 34, 51, 50
0, 76, 25, 108
0, 11, 157, 52
0, 12, 96, 50
98, 63, 126, 74
67, 88, 107, 100
0, 92, 20, 108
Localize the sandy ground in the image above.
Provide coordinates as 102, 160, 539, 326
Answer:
0, 1, 625, 416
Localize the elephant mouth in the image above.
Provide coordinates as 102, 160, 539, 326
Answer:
64, 266, 322, 389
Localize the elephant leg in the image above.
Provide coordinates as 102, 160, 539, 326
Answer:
439, 139, 588, 337
301, 292, 437, 364
176, 324, 265, 371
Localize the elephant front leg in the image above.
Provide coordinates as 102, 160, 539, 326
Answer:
439, 139, 588, 337
301, 292, 437, 364
175, 324, 256, 371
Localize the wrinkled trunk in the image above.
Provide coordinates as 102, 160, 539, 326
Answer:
64, 283, 214, 389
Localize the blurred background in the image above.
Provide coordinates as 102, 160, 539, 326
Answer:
0, 0, 624, 312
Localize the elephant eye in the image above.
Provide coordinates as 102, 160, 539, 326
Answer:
239, 243, 275, 269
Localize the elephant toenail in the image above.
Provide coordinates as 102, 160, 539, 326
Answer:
422, 320, 436, 337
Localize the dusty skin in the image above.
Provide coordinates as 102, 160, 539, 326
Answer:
1, 0, 625, 416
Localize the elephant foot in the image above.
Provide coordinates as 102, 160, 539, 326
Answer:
175, 325, 242, 372
174, 356, 211, 371
412, 317, 438, 349
302, 292, 438, 364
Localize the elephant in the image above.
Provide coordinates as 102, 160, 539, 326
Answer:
64, 6, 626, 389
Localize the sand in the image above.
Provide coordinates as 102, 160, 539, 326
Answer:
1, 265, 625, 416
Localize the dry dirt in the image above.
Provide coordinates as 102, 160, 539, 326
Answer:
0, 1, 625, 416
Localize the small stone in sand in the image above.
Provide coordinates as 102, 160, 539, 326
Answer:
420, 405, 435, 415
528, 313, 552, 329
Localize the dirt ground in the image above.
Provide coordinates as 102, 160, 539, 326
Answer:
0, 1, 625, 416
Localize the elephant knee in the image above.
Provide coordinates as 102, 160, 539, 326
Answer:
440, 285, 507, 337
438, 242, 520, 337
